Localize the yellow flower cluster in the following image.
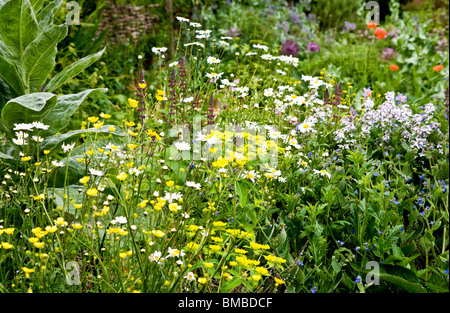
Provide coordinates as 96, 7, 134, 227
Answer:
107, 227, 128, 236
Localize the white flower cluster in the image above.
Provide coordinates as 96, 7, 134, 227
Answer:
335, 91, 442, 156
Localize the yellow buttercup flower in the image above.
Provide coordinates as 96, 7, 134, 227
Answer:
4, 228, 15, 235
153, 230, 165, 238
33, 242, 45, 248
45, 226, 58, 233
205, 262, 214, 269
213, 221, 227, 227
93, 121, 104, 129
274, 277, 285, 285
209, 245, 221, 252
168, 203, 180, 212
22, 267, 35, 278
21, 156, 31, 162
252, 275, 262, 281
79, 176, 90, 184
100, 112, 111, 119
1, 242, 13, 249
117, 172, 128, 181
54, 217, 68, 227
88, 116, 99, 123
72, 223, 83, 230
198, 277, 207, 284
43, 150, 50, 155
139, 83, 147, 89
127, 144, 138, 150
128, 98, 138, 108
86, 188, 98, 196
255, 267, 269, 276
166, 181, 175, 187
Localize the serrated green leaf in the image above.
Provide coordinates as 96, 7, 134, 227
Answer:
377, 264, 427, 293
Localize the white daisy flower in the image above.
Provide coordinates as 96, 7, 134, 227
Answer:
252, 43, 269, 51
175, 141, 191, 151
61, 142, 75, 153
13, 123, 34, 131
313, 169, 331, 179
176, 16, 189, 22
32, 121, 50, 130
207, 56, 220, 64
151, 47, 168, 55
89, 168, 103, 176
205, 72, 224, 79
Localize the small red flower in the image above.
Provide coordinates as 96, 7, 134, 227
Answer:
367, 22, 377, 29
433, 64, 443, 72
374, 28, 387, 39
389, 64, 399, 71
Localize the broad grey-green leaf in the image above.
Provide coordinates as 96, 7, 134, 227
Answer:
36, 0, 62, 30
0, 40, 25, 97
29, 0, 43, 13
44, 47, 106, 93
1, 92, 56, 129
0, 0, 39, 57
47, 185, 84, 212
40, 125, 125, 151
0, 0, 8, 10
40, 88, 107, 136
0, 151, 14, 160
0, 76, 11, 109
20, 24, 68, 93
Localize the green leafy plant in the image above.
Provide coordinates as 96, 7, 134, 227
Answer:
0, 0, 122, 183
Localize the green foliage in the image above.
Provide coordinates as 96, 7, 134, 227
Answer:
0, 0, 448, 295
311, 0, 364, 30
